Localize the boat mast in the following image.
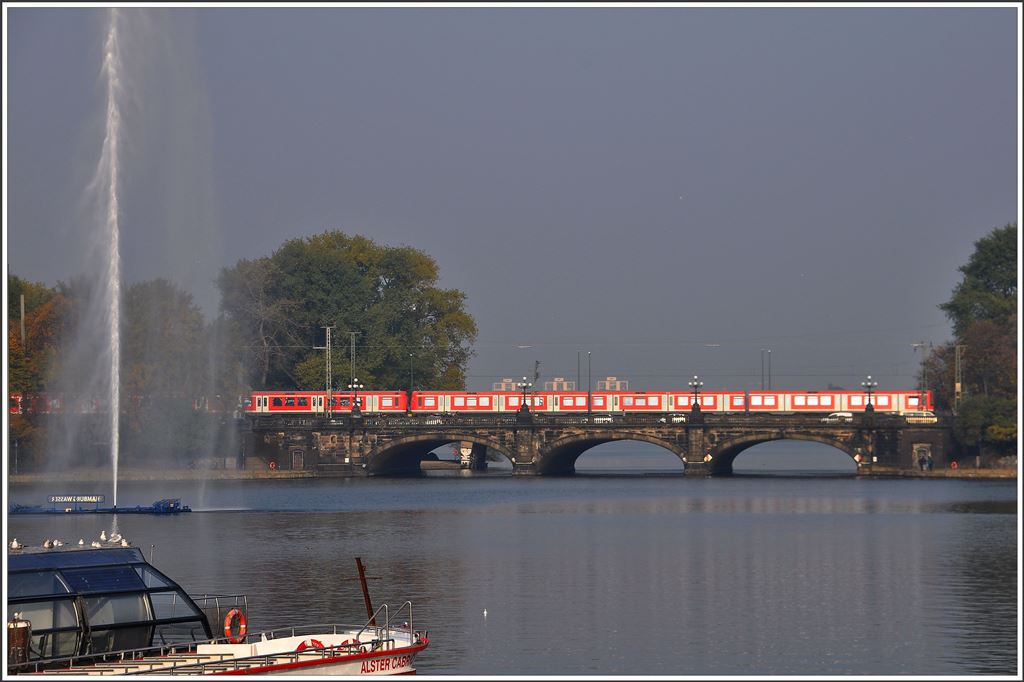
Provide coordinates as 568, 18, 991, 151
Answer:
355, 557, 377, 626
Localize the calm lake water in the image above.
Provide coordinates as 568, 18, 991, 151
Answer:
6, 446, 1019, 677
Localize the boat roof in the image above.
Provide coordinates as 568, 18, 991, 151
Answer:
9, 546, 146, 571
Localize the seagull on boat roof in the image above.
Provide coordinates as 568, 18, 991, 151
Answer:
110, 533, 122, 543
100, 530, 107, 541
91, 541, 102, 548
120, 538, 131, 547
43, 539, 54, 549
10, 538, 23, 549
54, 539, 65, 547
79, 538, 85, 545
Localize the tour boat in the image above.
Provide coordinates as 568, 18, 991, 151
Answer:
9, 496, 192, 515
7, 542, 428, 675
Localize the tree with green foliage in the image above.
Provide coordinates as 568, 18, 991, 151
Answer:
939, 223, 1017, 338
122, 278, 206, 400
217, 231, 477, 392
927, 223, 1017, 464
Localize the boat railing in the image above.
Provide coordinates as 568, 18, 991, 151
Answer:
6, 620, 413, 675
352, 600, 415, 649
190, 593, 248, 640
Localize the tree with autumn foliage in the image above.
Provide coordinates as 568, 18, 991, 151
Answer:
8, 276, 73, 468
922, 223, 1017, 464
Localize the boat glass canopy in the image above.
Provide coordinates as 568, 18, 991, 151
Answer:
7, 546, 213, 661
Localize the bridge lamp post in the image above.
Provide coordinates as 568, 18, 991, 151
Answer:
861, 375, 878, 413
348, 379, 365, 417
689, 375, 704, 413
516, 377, 533, 416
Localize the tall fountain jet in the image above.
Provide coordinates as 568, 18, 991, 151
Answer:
95, 8, 123, 508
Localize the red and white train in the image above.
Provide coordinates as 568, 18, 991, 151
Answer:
243, 389, 934, 416
11, 389, 934, 417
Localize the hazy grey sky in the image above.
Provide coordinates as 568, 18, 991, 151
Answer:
5, 5, 1020, 393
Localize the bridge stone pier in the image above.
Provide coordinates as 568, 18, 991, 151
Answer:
239, 409, 953, 477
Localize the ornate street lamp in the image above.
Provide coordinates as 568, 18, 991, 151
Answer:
348, 379, 365, 416
689, 374, 704, 412
516, 376, 533, 415
861, 375, 878, 412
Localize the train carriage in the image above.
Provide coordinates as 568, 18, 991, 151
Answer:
546, 392, 591, 411
447, 392, 503, 412
505, 392, 550, 412
667, 392, 722, 412
248, 390, 408, 414
616, 392, 667, 412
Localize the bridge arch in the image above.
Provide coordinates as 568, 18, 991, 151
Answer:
709, 433, 859, 476
538, 431, 686, 475
364, 432, 513, 475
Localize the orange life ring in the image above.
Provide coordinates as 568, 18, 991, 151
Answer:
269, 461, 277, 470
223, 608, 247, 643
297, 638, 325, 651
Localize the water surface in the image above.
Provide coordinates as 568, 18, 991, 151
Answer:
7, 461, 1018, 676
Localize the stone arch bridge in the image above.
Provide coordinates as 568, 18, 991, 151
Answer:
240, 411, 952, 476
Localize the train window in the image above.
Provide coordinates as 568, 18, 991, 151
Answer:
763, 396, 776, 407
340, 398, 351, 407
623, 397, 634, 406
381, 397, 393, 407
480, 396, 491, 406
298, 397, 308, 407
284, 398, 295, 406
876, 396, 890, 407
593, 396, 606, 407
467, 397, 477, 407
423, 397, 436, 407
272, 398, 283, 407
454, 397, 465, 407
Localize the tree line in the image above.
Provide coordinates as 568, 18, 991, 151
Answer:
923, 223, 1017, 465
8, 230, 477, 469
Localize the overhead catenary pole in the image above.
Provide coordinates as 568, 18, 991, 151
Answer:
954, 344, 966, 414
347, 331, 360, 385
587, 351, 592, 416
315, 325, 334, 416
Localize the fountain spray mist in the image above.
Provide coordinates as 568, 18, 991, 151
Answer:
98, 8, 123, 507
